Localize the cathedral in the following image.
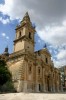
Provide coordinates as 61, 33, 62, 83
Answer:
0, 12, 61, 92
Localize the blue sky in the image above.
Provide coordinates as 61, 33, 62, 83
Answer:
0, 0, 4, 4
0, 15, 17, 53
0, 0, 66, 67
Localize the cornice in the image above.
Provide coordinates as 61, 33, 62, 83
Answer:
13, 35, 35, 45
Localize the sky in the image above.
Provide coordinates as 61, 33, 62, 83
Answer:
0, 0, 66, 67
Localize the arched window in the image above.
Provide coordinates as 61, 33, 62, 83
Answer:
38, 51, 40, 56
38, 68, 40, 74
39, 84, 41, 91
46, 58, 48, 63
29, 32, 31, 39
29, 67, 31, 71
29, 66, 32, 73
19, 31, 21, 38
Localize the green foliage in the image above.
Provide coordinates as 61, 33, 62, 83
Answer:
0, 59, 11, 85
0, 81, 16, 93
0, 59, 16, 93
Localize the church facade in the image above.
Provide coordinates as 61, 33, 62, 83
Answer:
1, 12, 61, 92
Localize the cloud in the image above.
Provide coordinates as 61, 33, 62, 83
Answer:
57, 50, 66, 60
62, 20, 66, 26
6, 36, 9, 39
1, 33, 6, 37
0, 0, 66, 24
1, 33, 9, 40
54, 50, 66, 67
0, 17, 10, 24
37, 22, 66, 47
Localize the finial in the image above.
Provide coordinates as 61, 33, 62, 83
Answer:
4, 46, 9, 56
20, 12, 31, 25
25, 12, 29, 17
32, 23, 36, 29
43, 43, 47, 48
4, 46, 8, 52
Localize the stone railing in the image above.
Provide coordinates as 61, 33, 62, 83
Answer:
9, 49, 34, 59
9, 49, 26, 58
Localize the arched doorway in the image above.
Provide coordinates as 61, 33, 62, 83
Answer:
47, 76, 50, 92
39, 84, 41, 91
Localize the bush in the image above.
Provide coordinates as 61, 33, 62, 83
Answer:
0, 59, 16, 93
0, 59, 11, 86
0, 81, 16, 93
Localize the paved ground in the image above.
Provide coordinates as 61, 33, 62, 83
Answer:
0, 93, 66, 100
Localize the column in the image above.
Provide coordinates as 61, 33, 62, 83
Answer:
17, 80, 23, 92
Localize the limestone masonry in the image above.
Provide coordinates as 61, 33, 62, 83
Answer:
0, 12, 61, 92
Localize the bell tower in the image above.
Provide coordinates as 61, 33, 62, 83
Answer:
13, 12, 35, 53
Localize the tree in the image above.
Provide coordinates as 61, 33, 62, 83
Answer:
0, 59, 11, 86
